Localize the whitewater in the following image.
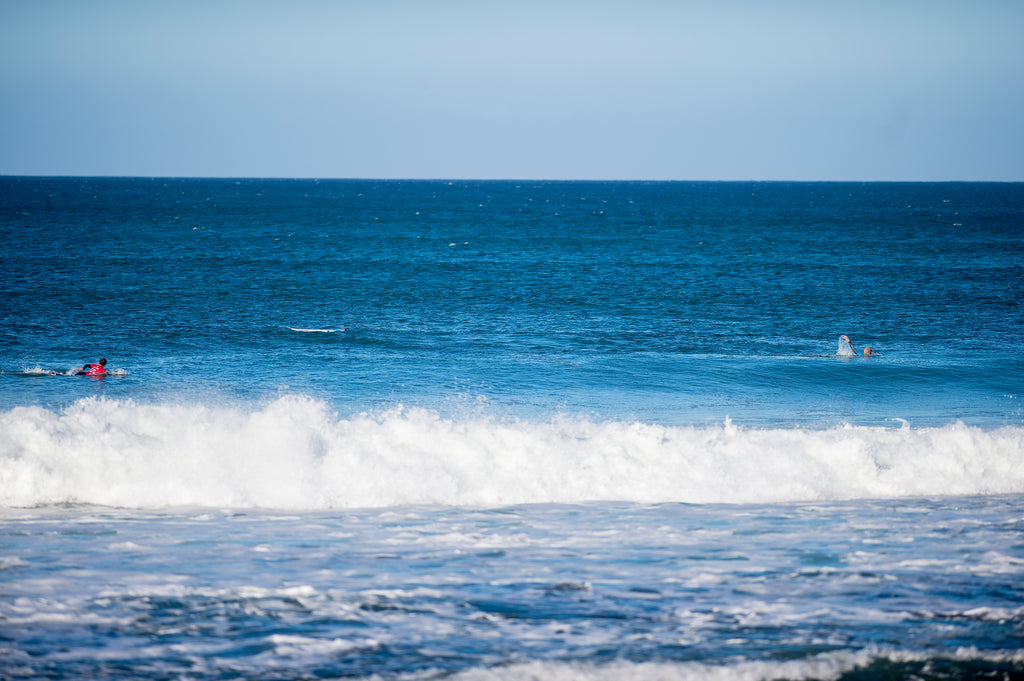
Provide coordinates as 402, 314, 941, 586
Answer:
3, 396, 1023, 509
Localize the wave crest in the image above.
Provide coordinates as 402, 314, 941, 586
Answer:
1, 396, 1021, 509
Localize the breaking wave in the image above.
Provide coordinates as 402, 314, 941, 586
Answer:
2, 396, 1022, 509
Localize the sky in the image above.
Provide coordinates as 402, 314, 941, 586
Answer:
2, 0, 1022, 181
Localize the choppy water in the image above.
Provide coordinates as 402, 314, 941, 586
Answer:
1, 178, 1022, 679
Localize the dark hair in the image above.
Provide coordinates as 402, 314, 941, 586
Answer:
99, 358, 107, 365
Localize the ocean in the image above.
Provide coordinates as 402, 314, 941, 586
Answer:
1, 178, 1022, 680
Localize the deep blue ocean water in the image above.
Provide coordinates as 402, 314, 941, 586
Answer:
1, 178, 1023, 679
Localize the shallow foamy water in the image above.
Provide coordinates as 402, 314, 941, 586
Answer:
2, 497, 1022, 679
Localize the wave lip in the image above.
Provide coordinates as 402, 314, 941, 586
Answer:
1, 396, 1022, 510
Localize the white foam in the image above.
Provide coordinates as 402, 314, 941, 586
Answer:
107, 541, 147, 552
1, 396, 1022, 510
267, 634, 379, 657
409, 647, 1024, 681
11, 366, 70, 376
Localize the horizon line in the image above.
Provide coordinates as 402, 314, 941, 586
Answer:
2, 174, 1022, 184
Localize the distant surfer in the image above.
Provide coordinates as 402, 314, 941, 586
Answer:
76, 358, 107, 376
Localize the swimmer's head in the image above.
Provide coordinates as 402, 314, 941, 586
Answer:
99, 358, 107, 366
863, 347, 872, 356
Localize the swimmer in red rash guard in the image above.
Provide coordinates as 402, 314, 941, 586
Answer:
76, 358, 107, 376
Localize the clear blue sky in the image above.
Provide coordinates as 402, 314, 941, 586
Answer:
2, 0, 1022, 180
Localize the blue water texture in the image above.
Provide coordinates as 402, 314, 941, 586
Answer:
1, 178, 1023, 680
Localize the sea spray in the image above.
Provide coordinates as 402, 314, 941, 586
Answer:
3, 395, 1022, 509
